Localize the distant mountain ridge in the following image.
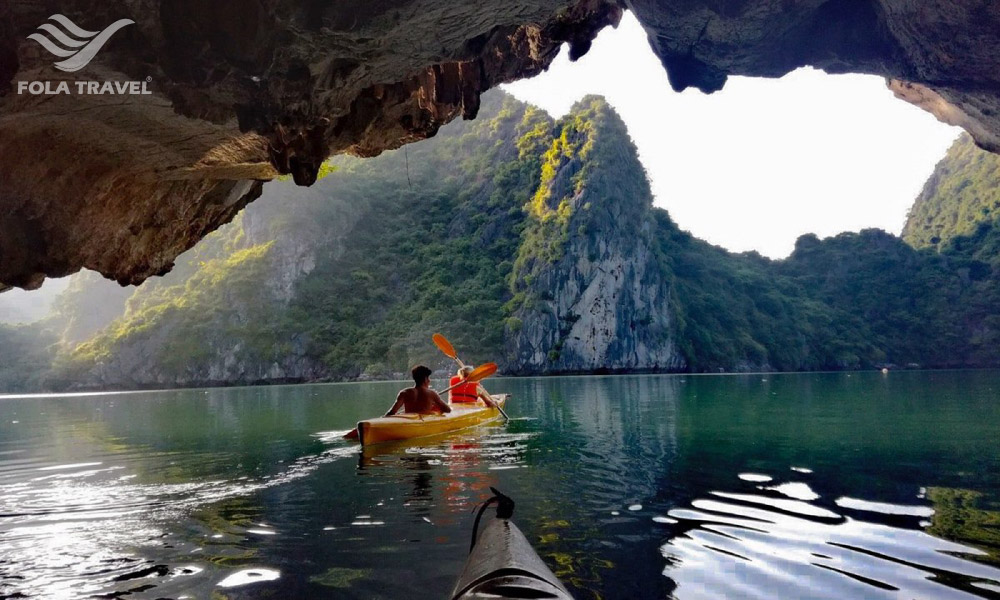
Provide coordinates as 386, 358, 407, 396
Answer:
2, 91, 1000, 392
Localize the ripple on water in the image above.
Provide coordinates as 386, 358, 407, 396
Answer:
312, 429, 357, 443
711, 491, 841, 519
765, 482, 821, 502
662, 483, 1000, 599
217, 568, 280, 588
35, 461, 104, 471
834, 496, 936, 518
0, 445, 358, 598
974, 582, 1000, 594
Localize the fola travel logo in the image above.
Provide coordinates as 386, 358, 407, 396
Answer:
28, 14, 133, 72
16, 14, 151, 95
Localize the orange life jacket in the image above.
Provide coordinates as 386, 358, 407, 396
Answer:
449, 376, 479, 403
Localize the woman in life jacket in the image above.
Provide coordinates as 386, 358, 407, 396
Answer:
449, 365, 497, 407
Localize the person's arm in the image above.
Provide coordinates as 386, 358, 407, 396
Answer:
430, 390, 452, 414
384, 392, 405, 417
477, 384, 496, 408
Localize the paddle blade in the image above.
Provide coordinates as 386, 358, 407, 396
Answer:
432, 333, 457, 359
465, 362, 497, 382
436, 362, 499, 395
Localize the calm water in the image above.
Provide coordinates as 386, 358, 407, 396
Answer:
2, 372, 1000, 599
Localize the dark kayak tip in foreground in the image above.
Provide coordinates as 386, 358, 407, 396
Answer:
451, 488, 574, 600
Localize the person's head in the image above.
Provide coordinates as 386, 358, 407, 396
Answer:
458, 365, 474, 378
411, 365, 433, 387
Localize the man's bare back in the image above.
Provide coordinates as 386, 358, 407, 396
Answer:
390, 386, 451, 415
384, 365, 451, 416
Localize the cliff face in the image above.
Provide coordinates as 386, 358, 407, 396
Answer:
58, 226, 322, 389
2, 0, 1000, 294
58, 180, 368, 389
505, 97, 682, 373
84, 314, 326, 389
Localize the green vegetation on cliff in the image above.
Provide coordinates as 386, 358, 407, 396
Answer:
903, 134, 1000, 249
656, 222, 990, 371
59, 237, 283, 384
286, 94, 550, 377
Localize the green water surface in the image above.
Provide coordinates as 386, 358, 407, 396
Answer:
1, 371, 999, 599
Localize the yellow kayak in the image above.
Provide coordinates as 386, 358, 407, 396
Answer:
356, 394, 508, 446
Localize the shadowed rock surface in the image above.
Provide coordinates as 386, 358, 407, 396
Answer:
1, 0, 999, 290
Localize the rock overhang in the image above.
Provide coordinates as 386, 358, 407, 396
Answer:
0, 0, 998, 290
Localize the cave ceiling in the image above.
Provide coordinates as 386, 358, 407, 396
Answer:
1, 0, 998, 290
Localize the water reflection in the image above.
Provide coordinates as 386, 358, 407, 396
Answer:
0, 385, 364, 598
0, 443, 359, 598
357, 426, 531, 525
662, 472, 1000, 599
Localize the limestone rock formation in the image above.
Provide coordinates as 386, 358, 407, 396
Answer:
1, 0, 1000, 291
504, 97, 683, 373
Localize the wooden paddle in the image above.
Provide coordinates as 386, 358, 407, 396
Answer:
432, 333, 465, 369
342, 362, 500, 440
433, 332, 510, 422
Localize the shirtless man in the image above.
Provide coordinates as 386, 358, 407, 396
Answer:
384, 365, 452, 417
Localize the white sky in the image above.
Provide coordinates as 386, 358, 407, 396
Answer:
502, 12, 961, 258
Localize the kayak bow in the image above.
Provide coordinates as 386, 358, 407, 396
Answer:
450, 489, 573, 600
